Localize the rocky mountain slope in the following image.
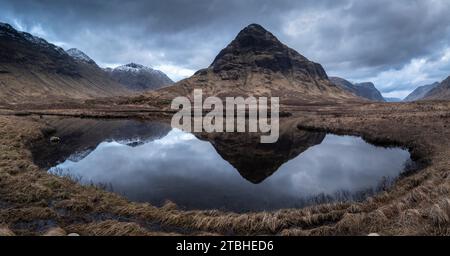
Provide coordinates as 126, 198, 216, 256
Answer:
329, 77, 385, 102
423, 76, 450, 100
105, 63, 173, 91
403, 82, 440, 101
66, 48, 98, 66
156, 24, 358, 104
0, 22, 130, 104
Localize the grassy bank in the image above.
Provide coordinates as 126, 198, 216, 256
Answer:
0, 101, 449, 235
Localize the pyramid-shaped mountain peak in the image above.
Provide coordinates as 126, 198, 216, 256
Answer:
210, 24, 327, 80
232, 23, 282, 49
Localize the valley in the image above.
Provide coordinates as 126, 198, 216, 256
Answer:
0, 21, 449, 236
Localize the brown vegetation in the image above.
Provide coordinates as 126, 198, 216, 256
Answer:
0, 100, 449, 236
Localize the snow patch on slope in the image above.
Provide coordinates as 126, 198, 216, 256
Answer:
66, 48, 96, 65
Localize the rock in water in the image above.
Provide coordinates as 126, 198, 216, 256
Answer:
50, 136, 61, 143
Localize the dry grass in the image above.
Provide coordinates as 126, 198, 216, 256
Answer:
43, 227, 66, 236
0, 226, 15, 236
66, 220, 179, 236
0, 100, 449, 235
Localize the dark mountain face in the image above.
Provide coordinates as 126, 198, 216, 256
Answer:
354, 82, 385, 102
329, 77, 385, 102
159, 24, 356, 104
423, 76, 450, 100
0, 22, 80, 77
105, 63, 173, 91
210, 24, 328, 81
329, 77, 354, 91
0, 22, 130, 103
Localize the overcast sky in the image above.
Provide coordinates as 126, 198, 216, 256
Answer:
1, 0, 450, 98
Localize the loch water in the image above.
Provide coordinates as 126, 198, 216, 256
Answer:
31, 117, 413, 212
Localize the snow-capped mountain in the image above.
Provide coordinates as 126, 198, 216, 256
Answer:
105, 63, 173, 91
0, 22, 131, 103
66, 48, 97, 66
0, 22, 66, 55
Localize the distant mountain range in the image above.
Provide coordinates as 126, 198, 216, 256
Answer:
423, 77, 450, 100
329, 77, 385, 102
66, 48, 173, 91
384, 97, 402, 102
403, 78, 450, 101
104, 63, 173, 91
0, 22, 173, 103
0, 22, 130, 103
403, 82, 440, 102
2, 21, 447, 105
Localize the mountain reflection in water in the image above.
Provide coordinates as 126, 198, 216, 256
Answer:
31, 117, 412, 212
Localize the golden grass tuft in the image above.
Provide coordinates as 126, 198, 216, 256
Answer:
161, 200, 178, 211
280, 228, 310, 236
334, 213, 365, 235
43, 227, 67, 236
399, 209, 421, 226
67, 220, 178, 236
438, 198, 450, 216
406, 188, 428, 205
0, 226, 15, 236
429, 204, 449, 227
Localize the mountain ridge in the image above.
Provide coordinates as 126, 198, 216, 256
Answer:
105, 63, 173, 91
423, 76, 450, 100
404, 82, 440, 102
0, 22, 131, 103
329, 77, 385, 102
66, 48, 97, 66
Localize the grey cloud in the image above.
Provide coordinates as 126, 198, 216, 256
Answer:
0, 0, 449, 94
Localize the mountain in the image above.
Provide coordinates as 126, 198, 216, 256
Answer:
66, 48, 97, 66
0, 22, 130, 104
329, 77, 385, 102
156, 24, 357, 104
105, 63, 173, 91
384, 97, 402, 102
423, 77, 450, 100
403, 82, 440, 101
353, 82, 385, 102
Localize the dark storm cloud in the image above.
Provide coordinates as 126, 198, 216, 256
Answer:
1, 0, 450, 97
